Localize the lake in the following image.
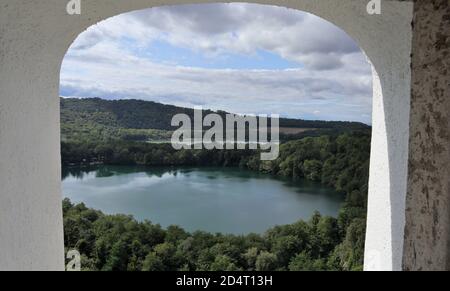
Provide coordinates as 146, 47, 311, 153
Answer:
62, 166, 344, 234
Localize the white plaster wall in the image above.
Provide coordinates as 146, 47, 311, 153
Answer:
0, 0, 413, 270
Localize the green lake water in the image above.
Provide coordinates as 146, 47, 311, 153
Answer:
62, 166, 344, 234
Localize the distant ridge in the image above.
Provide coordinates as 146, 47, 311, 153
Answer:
61, 97, 370, 132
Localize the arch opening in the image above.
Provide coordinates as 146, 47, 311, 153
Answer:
60, 2, 376, 271
0, 0, 414, 272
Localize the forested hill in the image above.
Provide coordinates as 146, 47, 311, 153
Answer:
61, 97, 368, 129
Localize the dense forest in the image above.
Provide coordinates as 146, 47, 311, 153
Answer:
62, 131, 370, 271
61, 97, 369, 142
64, 200, 361, 271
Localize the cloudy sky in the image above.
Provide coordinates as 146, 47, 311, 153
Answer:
61, 3, 373, 124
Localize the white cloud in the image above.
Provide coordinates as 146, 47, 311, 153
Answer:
61, 3, 373, 123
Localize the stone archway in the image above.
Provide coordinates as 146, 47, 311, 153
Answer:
0, 0, 414, 271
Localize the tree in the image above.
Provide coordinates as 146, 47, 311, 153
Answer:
255, 251, 278, 271
210, 255, 239, 271
166, 225, 189, 244
330, 218, 366, 271
316, 216, 340, 255
103, 239, 130, 271
303, 159, 322, 181
142, 252, 165, 271
147, 242, 179, 270
288, 252, 327, 271
272, 235, 302, 267
242, 247, 259, 270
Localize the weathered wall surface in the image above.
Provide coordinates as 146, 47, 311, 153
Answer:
0, 2, 66, 271
403, 0, 450, 271
0, 0, 413, 270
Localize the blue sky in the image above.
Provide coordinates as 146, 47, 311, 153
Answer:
125, 38, 302, 70
61, 3, 372, 123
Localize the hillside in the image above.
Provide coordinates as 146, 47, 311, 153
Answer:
60, 97, 370, 142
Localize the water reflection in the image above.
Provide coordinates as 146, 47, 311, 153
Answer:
62, 165, 344, 234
